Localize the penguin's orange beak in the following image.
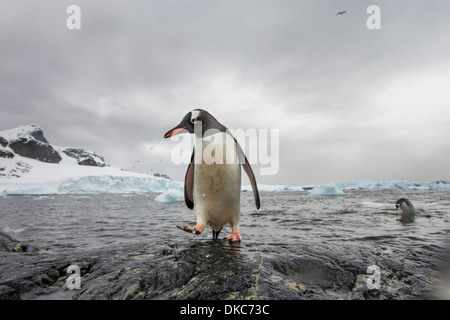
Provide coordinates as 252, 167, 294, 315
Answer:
164, 126, 186, 138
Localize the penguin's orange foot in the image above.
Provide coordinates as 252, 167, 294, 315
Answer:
225, 231, 242, 242
177, 224, 205, 235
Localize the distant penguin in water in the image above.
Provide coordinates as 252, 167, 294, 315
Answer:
396, 198, 416, 223
164, 109, 260, 242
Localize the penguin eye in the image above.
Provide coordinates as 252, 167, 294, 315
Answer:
191, 118, 197, 124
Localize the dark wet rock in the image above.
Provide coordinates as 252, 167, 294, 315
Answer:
0, 285, 20, 300
62, 148, 107, 167
153, 173, 172, 180
0, 232, 444, 300
0, 148, 14, 159
0, 137, 8, 147
30, 127, 49, 144
1, 124, 107, 167
5, 124, 61, 163
0, 231, 36, 253
9, 138, 62, 164
0, 161, 32, 178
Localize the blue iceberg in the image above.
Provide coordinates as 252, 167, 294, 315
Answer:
154, 189, 184, 204
309, 182, 345, 196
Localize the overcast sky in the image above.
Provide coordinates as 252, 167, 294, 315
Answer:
1, 1, 450, 186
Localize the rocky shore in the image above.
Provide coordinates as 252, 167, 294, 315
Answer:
0, 231, 446, 300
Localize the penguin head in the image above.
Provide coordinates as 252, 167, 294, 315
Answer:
396, 198, 415, 211
395, 198, 407, 210
164, 109, 227, 138
395, 198, 406, 210
396, 198, 416, 223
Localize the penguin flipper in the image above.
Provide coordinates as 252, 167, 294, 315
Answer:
242, 158, 261, 209
184, 149, 195, 209
234, 139, 260, 209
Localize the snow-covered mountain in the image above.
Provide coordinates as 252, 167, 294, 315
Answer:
0, 124, 181, 195
1, 124, 449, 196
1, 124, 107, 173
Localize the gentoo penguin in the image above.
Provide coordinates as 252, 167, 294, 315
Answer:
395, 198, 416, 223
164, 109, 260, 242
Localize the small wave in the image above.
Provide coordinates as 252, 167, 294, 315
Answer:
353, 234, 397, 241
2, 226, 27, 234
358, 201, 393, 209
326, 209, 358, 214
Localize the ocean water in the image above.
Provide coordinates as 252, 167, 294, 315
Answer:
1, 189, 449, 255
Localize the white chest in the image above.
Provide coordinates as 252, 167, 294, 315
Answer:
192, 132, 241, 227
400, 202, 415, 216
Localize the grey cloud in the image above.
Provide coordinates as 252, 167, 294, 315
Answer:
1, 1, 450, 185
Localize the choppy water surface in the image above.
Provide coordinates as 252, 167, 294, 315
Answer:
1, 190, 449, 254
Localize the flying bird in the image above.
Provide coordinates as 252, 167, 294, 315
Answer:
164, 109, 260, 242
337, 11, 347, 15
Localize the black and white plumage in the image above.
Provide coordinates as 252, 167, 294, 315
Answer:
164, 109, 260, 241
395, 198, 416, 223
337, 11, 347, 15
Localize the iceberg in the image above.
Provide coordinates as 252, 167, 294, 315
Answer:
0, 147, 183, 195
242, 184, 304, 192
427, 181, 450, 190
345, 177, 374, 190
1, 183, 60, 195
243, 184, 287, 192
343, 178, 450, 191
310, 182, 345, 196
59, 175, 182, 194
154, 189, 184, 204
0, 124, 183, 196
3, 124, 450, 196
0, 175, 183, 196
